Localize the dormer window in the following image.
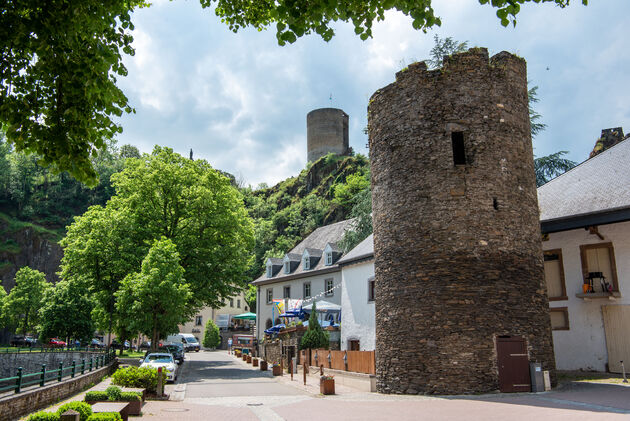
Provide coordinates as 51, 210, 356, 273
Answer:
266, 263, 272, 278
325, 252, 333, 266
284, 260, 290, 274
303, 255, 310, 270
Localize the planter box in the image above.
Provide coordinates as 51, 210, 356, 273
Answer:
272, 365, 282, 376
86, 400, 142, 415
242, 354, 247, 361
247, 355, 252, 363
320, 378, 335, 395
252, 358, 258, 367
260, 361, 268, 371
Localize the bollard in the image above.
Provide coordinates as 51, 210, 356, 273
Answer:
280, 359, 284, 376
81, 359, 85, 375
60, 409, 80, 421
289, 360, 293, 381
40, 364, 47, 386
15, 367, 23, 393
622, 361, 628, 383
303, 362, 307, 386
157, 367, 164, 398
320, 364, 324, 376
90, 358, 93, 371
58, 362, 63, 382
71, 360, 76, 378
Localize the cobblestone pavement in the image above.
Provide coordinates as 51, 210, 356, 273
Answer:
26, 351, 630, 421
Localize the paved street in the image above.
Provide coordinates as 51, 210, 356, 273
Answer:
137, 350, 630, 421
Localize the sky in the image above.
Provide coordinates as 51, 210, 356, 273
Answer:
114, 0, 630, 187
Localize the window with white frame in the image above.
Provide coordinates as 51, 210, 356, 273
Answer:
325, 252, 333, 266
325, 278, 334, 296
303, 282, 311, 298
195, 315, 203, 326
266, 264, 272, 278
303, 255, 310, 270
266, 288, 273, 304
284, 260, 290, 274
283, 285, 291, 298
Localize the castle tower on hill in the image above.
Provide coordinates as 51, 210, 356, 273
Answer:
307, 108, 349, 162
368, 48, 555, 394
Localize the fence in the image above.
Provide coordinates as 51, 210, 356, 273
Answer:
0, 346, 108, 354
0, 349, 116, 394
301, 349, 375, 374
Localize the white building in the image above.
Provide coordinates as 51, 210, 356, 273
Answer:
338, 234, 375, 351
539, 135, 630, 373
253, 219, 353, 340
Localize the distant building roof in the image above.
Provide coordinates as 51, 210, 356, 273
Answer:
337, 234, 374, 265
538, 137, 630, 233
253, 219, 354, 285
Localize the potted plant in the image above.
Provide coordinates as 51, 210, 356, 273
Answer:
272, 363, 282, 376
252, 357, 259, 367
242, 353, 248, 361
260, 360, 268, 371
320, 375, 335, 395
246, 355, 252, 363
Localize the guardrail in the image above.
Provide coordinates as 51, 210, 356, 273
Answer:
0, 349, 116, 394
0, 346, 107, 354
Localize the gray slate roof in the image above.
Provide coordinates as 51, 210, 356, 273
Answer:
253, 219, 354, 285
538, 137, 630, 223
337, 234, 374, 265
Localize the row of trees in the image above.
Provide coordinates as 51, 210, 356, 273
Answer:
2, 147, 255, 349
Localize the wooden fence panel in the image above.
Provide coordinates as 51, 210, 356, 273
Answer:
305, 349, 375, 374
347, 350, 375, 374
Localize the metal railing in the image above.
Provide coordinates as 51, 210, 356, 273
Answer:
0, 346, 108, 354
0, 349, 116, 394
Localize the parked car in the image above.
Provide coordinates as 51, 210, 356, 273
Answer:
48, 338, 66, 348
139, 341, 151, 351
166, 333, 200, 352
110, 339, 130, 350
10, 335, 38, 347
140, 353, 178, 382
159, 342, 185, 364
89, 338, 106, 349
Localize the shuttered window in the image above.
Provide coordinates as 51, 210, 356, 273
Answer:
550, 307, 569, 330
543, 249, 567, 300
580, 243, 619, 292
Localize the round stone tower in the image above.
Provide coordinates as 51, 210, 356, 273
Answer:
368, 48, 555, 394
307, 108, 349, 162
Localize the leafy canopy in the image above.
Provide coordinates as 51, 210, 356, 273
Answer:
116, 238, 192, 348
203, 319, 221, 348
2, 267, 51, 334
38, 279, 95, 342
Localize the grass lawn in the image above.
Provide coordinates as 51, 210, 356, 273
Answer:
118, 350, 145, 358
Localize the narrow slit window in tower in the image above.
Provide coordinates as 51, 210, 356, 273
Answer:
451, 131, 466, 165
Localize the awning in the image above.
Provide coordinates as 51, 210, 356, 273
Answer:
302, 300, 341, 313
233, 312, 257, 320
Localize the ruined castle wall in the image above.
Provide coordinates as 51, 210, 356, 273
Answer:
368, 48, 556, 394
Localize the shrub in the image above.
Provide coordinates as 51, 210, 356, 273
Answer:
27, 412, 59, 421
105, 386, 122, 401
86, 413, 122, 421
56, 401, 92, 421
119, 392, 142, 402
111, 366, 157, 392
299, 302, 330, 350
84, 391, 108, 402
203, 319, 220, 348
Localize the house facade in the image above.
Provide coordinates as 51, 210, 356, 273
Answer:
253, 219, 353, 340
338, 234, 375, 351
539, 135, 630, 373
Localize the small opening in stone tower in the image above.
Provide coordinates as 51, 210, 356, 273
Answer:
493, 197, 499, 210
451, 131, 466, 165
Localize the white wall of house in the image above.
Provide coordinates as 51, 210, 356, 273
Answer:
256, 271, 342, 340
340, 260, 375, 351
179, 291, 250, 342
544, 220, 630, 371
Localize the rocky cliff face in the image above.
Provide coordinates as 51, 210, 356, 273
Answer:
0, 221, 63, 292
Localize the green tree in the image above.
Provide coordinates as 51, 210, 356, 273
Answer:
0, 285, 7, 328
38, 279, 95, 343
333, 172, 370, 211
244, 284, 257, 314
339, 185, 373, 252
202, 319, 221, 349
3, 267, 52, 334
427, 34, 468, 69
534, 151, 577, 186
299, 302, 329, 350
116, 238, 192, 350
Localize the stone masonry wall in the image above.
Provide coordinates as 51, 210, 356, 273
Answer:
0, 351, 105, 377
368, 48, 556, 394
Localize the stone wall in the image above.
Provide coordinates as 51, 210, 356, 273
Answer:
0, 351, 106, 377
0, 362, 115, 421
368, 48, 556, 394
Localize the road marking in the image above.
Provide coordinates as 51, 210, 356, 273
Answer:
247, 404, 285, 421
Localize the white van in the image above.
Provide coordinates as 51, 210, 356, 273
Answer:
166, 333, 201, 352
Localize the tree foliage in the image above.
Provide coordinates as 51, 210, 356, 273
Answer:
38, 279, 94, 342
534, 151, 577, 186
202, 319, 221, 349
2, 267, 51, 334
299, 302, 329, 350
427, 34, 468, 69
0, 1, 145, 184
116, 238, 191, 350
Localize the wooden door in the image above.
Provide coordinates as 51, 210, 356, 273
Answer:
603, 305, 630, 373
496, 336, 531, 392
349, 340, 360, 351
